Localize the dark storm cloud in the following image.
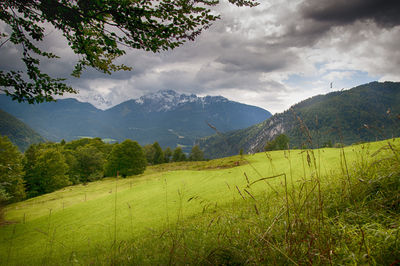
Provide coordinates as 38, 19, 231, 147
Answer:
301, 0, 400, 28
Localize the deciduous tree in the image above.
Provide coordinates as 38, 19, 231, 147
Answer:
104, 139, 146, 177
164, 147, 172, 163
72, 145, 105, 183
152, 142, 164, 165
172, 146, 186, 162
24, 146, 70, 197
143, 144, 155, 165
189, 145, 204, 161
265, 134, 290, 151
0, 136, 25, 203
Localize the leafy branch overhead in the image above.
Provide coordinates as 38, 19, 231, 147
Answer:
0, 0, 258, 103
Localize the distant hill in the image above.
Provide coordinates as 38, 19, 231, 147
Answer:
198, 81, 400, 158
0, 109, 45, 151
0, 90, 271, 152
0, 97, 113, 141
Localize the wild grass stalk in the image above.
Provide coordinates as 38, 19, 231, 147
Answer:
112, 173, 118, 265
2, 136, 398, 265
163, 178, 169, 227
47, 226, 58, 263
127, 203, 134, 239
6, 224, 16, 265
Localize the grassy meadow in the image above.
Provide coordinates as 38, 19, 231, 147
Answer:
1, 139, 399, 265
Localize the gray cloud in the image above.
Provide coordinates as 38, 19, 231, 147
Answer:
1, 0, 400, 113
301, 0, 400, 28
216, 49, 289, 73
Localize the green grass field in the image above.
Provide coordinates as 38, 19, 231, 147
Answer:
1, 139, 399, 265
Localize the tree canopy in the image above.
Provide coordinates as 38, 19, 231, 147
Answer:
172, 146, 186, 162
163, 147, 172, 163
70, 145, 105, 183
104, 139, 146, 177
0, 136, 25, 203
264, 134, 290, 151
189, 145, 204, 161
24, 146, 70, 197
0, 0, 258, 103
152, 142, 164, 165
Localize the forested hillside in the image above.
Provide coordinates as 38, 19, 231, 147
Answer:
199, 81, 400, 158
0, 109, 45, 151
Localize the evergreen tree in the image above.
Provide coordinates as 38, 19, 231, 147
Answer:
104, 140, 147, 177
0, 136, 26, 203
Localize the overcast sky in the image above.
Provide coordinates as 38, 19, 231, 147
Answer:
1, 0, 400, 113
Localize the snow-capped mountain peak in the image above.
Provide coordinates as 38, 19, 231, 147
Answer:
73, 93, 113, 110
133, 90, 228, 112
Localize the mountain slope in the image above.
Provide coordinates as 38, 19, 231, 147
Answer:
0, 109, 45, 151
198, 81, 400, 158
105, 90, 271, 150
0, 90, 271, 152
0, 97, 117, 141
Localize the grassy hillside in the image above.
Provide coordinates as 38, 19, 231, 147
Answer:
0, 139, 399, 265
199, 81, 400, 158
0, 109, 45, 152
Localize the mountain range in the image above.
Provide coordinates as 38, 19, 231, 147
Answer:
198, 81, 400, 158
0, 90, 271, 152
